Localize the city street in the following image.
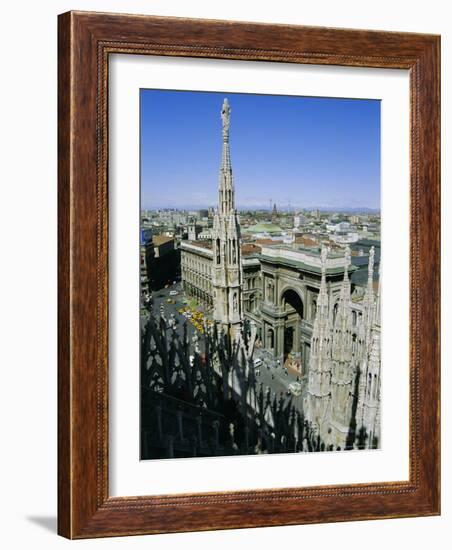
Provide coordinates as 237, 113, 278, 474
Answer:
142, 284, 306, 410
252, 350, 306, 412
142, 282, 305, 411
142, 282, 210, 352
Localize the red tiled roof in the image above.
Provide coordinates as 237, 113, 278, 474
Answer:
188, 240, 212, 249
241, 243, 262, 256
254, 238, 275, 245
294, 236, 318, 247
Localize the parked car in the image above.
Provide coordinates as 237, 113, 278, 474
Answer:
169, 290, 178, 296
253, 358, 263, 368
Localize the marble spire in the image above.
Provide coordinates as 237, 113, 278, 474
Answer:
218, 98, 235, 216
212, 99, 243, 334
305, 245, 333, 431
332, 246, 353, 363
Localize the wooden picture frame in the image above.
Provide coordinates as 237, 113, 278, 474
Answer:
58, 11, 440, 539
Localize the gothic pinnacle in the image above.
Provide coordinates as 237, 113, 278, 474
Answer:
221, 98, 231, 141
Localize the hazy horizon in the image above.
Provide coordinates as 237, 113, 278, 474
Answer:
141, 204, 380, 214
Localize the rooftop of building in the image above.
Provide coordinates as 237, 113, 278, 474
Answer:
186, 239, 212, 249
350, 261, 380, 287
181, 237, 374, 278
182, 239, 261, 257
294, 236, 319, 248
243, 222, 283, 234
259, 243, 358, 275
153, 235, 174, 246
241, 243, 262, 256
254, 238, 277, 246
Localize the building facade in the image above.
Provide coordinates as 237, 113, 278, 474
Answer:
180, 241, 213, 309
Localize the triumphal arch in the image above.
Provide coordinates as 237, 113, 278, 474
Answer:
252, 245, 353, 372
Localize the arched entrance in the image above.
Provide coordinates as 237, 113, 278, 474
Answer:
280, 288, 304, 359
284, 326, 294, 355
281, 288, 304, 317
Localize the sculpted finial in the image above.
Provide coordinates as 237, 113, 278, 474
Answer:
345, 245, 351, 268
368, 246, 375, 278
221, 98, 231, 139
320, 245, 328, 275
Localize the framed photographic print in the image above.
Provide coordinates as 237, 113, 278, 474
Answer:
58, 11, 440, 538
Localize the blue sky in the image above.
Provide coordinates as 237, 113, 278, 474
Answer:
140, 89, 380, 211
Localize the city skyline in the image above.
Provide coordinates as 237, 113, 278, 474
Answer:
140, 89, 380, 211
142, 205, 380, 214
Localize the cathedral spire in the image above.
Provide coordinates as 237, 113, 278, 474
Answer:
212, 99, 243, 334
355, 327, 381, 449
364, 246, 376, 348
367, 246, 375, 288
219, 98, 235, 215
374, 259, 381, 326
332, 246, 353, 363
309, 246, 332, 378
304, 245, 333, 434
314, 245, 331, 355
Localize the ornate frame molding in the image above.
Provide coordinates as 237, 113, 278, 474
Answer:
58, 11, 440, 538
